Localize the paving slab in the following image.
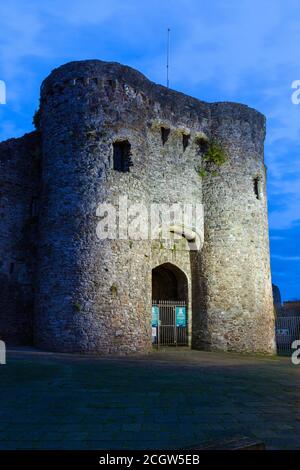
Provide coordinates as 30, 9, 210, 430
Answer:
0, 347, 299, 450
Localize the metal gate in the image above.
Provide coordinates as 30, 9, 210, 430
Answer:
152, 300, 188, 347
275, 316, 300, 356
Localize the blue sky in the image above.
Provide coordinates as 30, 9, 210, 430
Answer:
0, 0, 299, 300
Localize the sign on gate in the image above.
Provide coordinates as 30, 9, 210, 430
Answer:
152, 301, 188, 347
152, 305, 159, 327
175, 306, 186, 327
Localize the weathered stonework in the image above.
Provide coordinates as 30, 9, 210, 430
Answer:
0, 132, 40, 344
0, 60, 276, 354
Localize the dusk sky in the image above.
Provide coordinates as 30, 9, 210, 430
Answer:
0, 0, 299, 300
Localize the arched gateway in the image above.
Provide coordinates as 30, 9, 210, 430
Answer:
152, 263, 189, 347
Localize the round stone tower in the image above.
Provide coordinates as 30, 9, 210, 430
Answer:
194, 103, 276, 353
34, 59, 275, 355
35, 61, 151, 353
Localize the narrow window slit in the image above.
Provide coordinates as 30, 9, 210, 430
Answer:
108, 80, 116, 91
9, 262, 14, 275
31, 197, 39, 218
253, 177, 261, 200
182, 134, 190, 151
161, 127, 170, 145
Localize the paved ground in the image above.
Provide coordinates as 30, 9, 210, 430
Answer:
0, 347, 299, 450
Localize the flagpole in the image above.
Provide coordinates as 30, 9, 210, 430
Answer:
167, 28, 170, 88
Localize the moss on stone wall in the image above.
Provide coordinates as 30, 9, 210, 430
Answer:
197, 139, 227, 178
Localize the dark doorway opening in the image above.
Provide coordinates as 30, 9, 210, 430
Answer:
152, 263, 188, 347
152, 263, 188, 302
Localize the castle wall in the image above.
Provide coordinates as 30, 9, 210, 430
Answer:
0, 59, 275, 355
0, 132, 40, 344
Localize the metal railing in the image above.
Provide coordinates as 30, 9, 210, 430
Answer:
152, 300, 188, 347
275, 316, 300, 355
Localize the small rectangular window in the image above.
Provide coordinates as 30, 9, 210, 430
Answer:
196, 137, 208, 154
113, 141, 132, 172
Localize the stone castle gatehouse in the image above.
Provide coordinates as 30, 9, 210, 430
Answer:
0, 60, 276, 355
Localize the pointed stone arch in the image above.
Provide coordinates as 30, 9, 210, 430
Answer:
152, 262, 188, 303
